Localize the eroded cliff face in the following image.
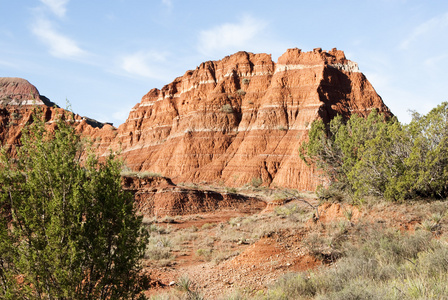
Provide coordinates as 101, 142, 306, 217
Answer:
0, 48, 391, 190
109, 48, 390, 190
0, 77, 115, 155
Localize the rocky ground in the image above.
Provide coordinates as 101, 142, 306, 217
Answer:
138, 183, 444, 299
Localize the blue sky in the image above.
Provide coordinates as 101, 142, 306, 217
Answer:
1, 0, 447, 125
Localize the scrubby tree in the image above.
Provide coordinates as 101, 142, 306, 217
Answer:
300, 109, 395, 196
405, 103, 448, 198
301, 102, 448, 201
0, 110, 148, 299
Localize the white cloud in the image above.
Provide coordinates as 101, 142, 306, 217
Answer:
32, 18, 86, 59
198, 15, 268, 56
400, 12, 448, 50
120, 51, 171, 81
40, 0, 70, 18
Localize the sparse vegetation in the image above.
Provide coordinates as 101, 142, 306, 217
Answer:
11, 112, 21, 120
262, 228, 448, 300
221, 103, 234, 113
250, 177, 263, 187
121, 170, 163, 178
278, 125, 287, 131
226, 187, 238, 193
236, 89, 246, 96
145, 235, 174, 265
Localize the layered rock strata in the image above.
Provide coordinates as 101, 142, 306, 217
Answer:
0, 77, 114, 154
112, 48, 390, 190
0, 48, 391, 190
121, 176, 266, 217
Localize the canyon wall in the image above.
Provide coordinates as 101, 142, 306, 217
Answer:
108, 48, 390, 190
0, 48, 391, 190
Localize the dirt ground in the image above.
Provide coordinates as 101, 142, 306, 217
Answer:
140, 188, 446, 299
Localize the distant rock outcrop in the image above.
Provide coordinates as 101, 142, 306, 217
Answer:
0, 77, 111, 154
0, 77, 55, 106
0, 48, 391, 190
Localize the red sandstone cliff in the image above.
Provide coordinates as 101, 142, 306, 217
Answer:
0, 48, 391, 190
109, 48, 390, 190
0, 77, 115, 154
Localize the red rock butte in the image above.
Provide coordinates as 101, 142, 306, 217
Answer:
0, 48, 391, 190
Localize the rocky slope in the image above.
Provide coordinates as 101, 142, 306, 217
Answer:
110, 48, 390, 190
0, 48, 391, 190
122, 176, 266, 217
0, 77, 114, 154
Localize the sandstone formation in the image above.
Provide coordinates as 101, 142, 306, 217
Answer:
0, 77, 114, 154
121, 176, 266, 217
110, 48, 390, 190
0, 48, 391, 190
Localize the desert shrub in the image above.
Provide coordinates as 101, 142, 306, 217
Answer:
250, 177, 263, 187
0, 110, 148, 299
226, 187, 238, 194
301, 102, 448, 201
201, 223, 214, 230
196, 248, 213, 261
145, 235, 173, 265
242, 78, 250, 85
176, 275, 203, 300
221, 104, 234, 113
236, 89, 246, 96
11, 112, 21, 120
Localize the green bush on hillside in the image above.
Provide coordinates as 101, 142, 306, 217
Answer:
300, 102, 448, 201
0, 109, 148, 299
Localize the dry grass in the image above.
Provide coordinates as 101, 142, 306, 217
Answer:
217, 198, 448, 300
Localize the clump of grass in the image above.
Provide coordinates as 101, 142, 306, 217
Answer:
274, 204, 302, 217
278, 125, 287, 131
263, 225, 447, 300
201, 223, 215, 230
250, 177, 262, 188
139, 171, 162, 178
147, 223, 170, 234
120, 170, 163, 178
145, 235, 174, 265
196, 248, 213, 261
212, 250, 240, 265
228, 217, 243, 227
225, 187, 238, 194
160, 216, 175, 223
176, 275, 203, 300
